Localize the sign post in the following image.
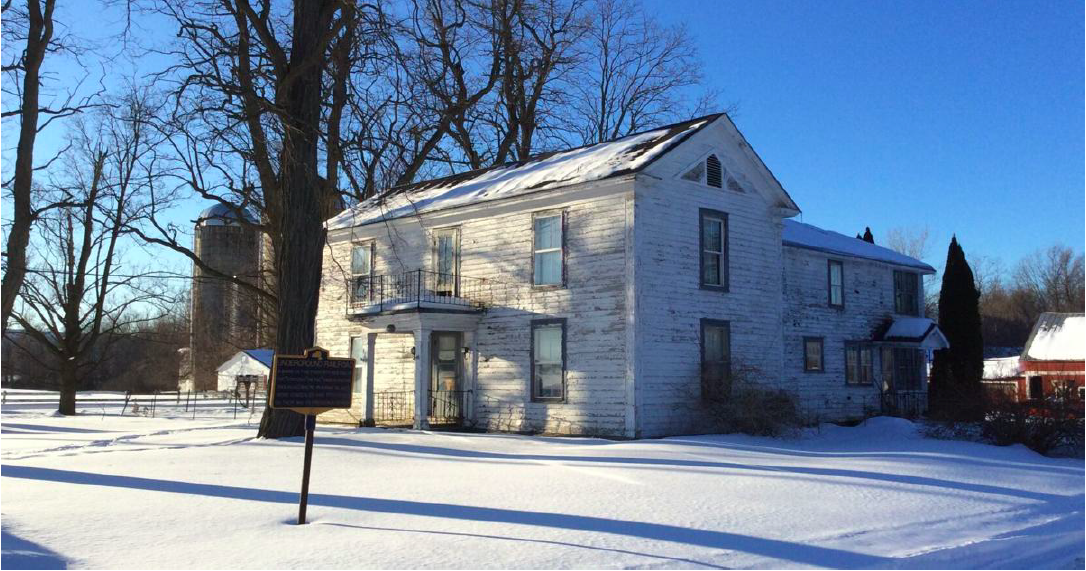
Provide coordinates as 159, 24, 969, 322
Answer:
268, 347, 354, 525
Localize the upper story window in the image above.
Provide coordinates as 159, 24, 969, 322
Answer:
701, 319, 731, 401
893, 270, 919, 316
699, 209, 728, 291
351, 242, 374, 302
533, 212, 564, 286
681, 154, 724, 188
433, 227, 460, 296
828, 260, 844, 308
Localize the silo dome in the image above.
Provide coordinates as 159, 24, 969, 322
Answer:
196, 203, 258, 227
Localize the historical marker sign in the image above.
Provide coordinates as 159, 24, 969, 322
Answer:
269, 347, 354, 415
266, 346, 354, 525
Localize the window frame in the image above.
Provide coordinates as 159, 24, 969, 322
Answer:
700, 318, 731, 401
803, 337, 824, 373
699, 208, 729, 292
531, 210, 566, 288
844, 342, 873, 385
893, 270, 920, 316
432, 226, 461, 296
530, 318, 567, 402
350, 241, 375, 304
828, 259, 844, 309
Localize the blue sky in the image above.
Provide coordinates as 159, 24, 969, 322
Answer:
651, 0, 1084, 267
6, 0, 1083, 276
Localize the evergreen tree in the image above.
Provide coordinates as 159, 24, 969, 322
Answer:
929, 236, 984, 420
862, 227, 875, 244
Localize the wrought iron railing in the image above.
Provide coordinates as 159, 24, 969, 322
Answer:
430, 389, 471, 425
374, 390, 414, 424
881, 391, 927, 419
349, 270, 512, 313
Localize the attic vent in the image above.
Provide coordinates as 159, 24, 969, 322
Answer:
682, 162, 704, 182
706, 154, 723, 188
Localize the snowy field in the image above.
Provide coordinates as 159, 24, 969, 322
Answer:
1, 395, 1083, 570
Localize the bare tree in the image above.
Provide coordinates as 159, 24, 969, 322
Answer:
1013, 245, 1085, 316
884, 226, 931, 261
9, 97, 170, 414
569, 0, 717, 145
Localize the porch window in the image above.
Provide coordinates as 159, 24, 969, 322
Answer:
828, 260, 844, 308
433, 227, 460, 296
349, 336, 367, 393
804, 337, 824, 372
533, 213, 563, 286
893, 271, 919, 316
701, 319, 731, 401
883, 347, 923, 391
531, 319, 565, 401
699, 209, 728, 290
351, 242, 374, 303
845, 343, 873, 385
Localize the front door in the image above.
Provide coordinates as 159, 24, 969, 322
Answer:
430, 332, 461, 420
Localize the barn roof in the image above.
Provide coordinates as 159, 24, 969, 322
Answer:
327, 114, 741, 230
782, 220, 935, 272
1022, 313, 1085, 361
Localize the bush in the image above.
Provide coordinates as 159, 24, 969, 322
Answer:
981, 386, 1084, 456
703, 375, 802, 438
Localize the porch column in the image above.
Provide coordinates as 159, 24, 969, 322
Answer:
363, 332, 377, 426
413, 328, 432, 430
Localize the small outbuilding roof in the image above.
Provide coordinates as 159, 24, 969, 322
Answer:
782, 220, 935, 272
242, 349, 274, 368
983, 356, 1021, 380
1022, 313, 1085, 361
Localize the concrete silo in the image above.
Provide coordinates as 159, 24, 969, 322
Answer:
182, 204, 263, 392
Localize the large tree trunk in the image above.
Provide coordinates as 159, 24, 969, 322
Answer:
257, 0, 336, 439
2, 0, 54, 335
58, 359, 78, 416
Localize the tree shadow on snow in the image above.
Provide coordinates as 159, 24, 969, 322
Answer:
310, 437, 1076, 505
1, 525, 67, 570
5, 465, 890, 569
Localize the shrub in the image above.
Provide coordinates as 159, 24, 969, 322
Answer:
703, 371, 802, 437
981, 386, 1084, 456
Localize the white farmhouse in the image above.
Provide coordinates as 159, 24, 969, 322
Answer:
313, 113, 947, 437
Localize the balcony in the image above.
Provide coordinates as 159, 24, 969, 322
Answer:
348, 269, 508, 315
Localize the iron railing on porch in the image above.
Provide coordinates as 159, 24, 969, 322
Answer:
881, 391, 927, 419
372, 389, 472, 426
349, 270, 512, 313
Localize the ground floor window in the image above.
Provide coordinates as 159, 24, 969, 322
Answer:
349, 336, 367, 393
845, 343, 873, 385
803, 337, 824, 372
701, 319, 731, 401
531, 319, 566, 401
882, 347, 923, 392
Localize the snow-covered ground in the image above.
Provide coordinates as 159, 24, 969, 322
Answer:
2, 397, 1083, 570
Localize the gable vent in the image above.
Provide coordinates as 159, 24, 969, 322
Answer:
706, 154, 723, 188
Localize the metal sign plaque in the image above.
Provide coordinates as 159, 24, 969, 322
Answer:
269, 347, 354, 414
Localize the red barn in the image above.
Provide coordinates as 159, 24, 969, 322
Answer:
984, 312, 1085, 404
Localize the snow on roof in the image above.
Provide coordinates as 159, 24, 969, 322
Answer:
242, 349, 274, 369
782, 220, 935, 272
326, 115, 722, 230
877, 317, 948, 349
1022, 313, 1085, 361
983, 356, 1021, 380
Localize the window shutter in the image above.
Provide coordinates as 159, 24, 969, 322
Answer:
706, 155, 723, 188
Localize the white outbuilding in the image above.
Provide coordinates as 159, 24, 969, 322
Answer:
215, 349, 274, 393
